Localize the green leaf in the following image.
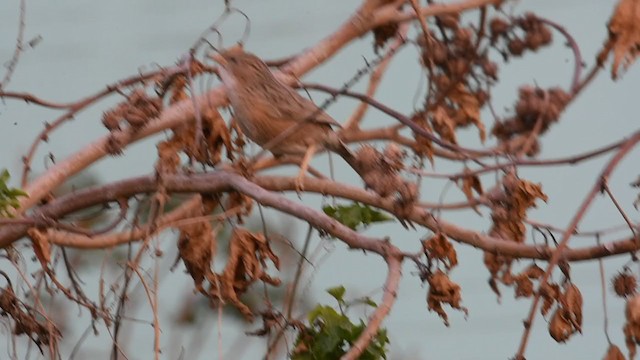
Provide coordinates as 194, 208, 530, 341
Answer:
327, 286, 346, 304
0, 169, 28, 218
362, 297, 378, 308
322, 202, 393, 230
294, 287, 389, 360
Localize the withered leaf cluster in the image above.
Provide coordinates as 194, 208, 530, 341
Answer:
422, 232, 458, 271
489, 13, 553, 57
548, 283, 583, 343
417, 14, 491, 146
208, 228, 281, 321
606, 0, 640, 79
177, 196, 219, 294
175, 195, 279, 321
102, 89, 163, 155
102, 89, 162, 132
492, 86, 570, 157
613, 270, 639, 298
459, 169, 483, 212
355, 144, 418, 220
625, 294, 640, 358
371, 0, 400, 53
502, 263, 545, 299
426, 270, 467, 327
485, 172, 548, 297
156, 107, 234, 174
415, 10, 554, 154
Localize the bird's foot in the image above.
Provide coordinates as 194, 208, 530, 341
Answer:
294, 173, 306, 195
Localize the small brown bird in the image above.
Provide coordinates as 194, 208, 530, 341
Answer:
213, 47, 360, 190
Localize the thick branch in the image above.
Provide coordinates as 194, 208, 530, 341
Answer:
2, 172, 638, 263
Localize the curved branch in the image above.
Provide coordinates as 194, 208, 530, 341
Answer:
44, 196, 202, 249
372, 0, 501, 27
536, 17, 583, 94
409, 133, 629, 179
0, 91, 77, 109
343, 255, 402, 360
2, 172, 639, 264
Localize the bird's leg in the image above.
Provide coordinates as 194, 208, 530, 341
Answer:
295, 144, 318, 193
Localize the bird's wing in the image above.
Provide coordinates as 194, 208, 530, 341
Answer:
283, 87, 343, 128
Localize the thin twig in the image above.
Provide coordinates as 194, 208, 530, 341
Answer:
596, 234, 612, 345
0, 0, 27, 90
602, 181, 638, 245
130, 266, 161, 360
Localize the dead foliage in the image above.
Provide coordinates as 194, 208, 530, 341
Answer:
177, 196, 219, 294
625, 294, 640, 359
156, 107, 234, 174
606, 0, 640, 79
225, 190, 254, 223
411, 111, 434, 163
151, 59, 241, 172
102, 89, 163, 133
503, 263, 545, 299
370, 0, 400, 53
355, 144, 418, 223
459, 169, 483, 212
492, 86, 570, 156
485, 172, 548, 297
614, 269, 639, 298
425, 270, 467, 326
489, 13, 553, 56
101, 89, 163, 155
416, 11, 513, 147
208, 228, 281, 321
27, 228, 51, 269
422, 232, 458, 271
605, 344, 627, 360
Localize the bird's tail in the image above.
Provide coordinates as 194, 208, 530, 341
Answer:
324, 136, 364, 178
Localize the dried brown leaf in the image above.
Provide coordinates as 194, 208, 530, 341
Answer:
608, 0, 640, 79
604, 344, 626, 360
625, 295, 640, 359
431, 106, 457, 144
523, 263, 545, 279
411, 112, 434, 163
460, 170, 483, 213
540, 282, 561, 317
513, 275, 534, 298
27, 228, 50, 267
613, 270, 638, 298
422, 233, 458, 270
549, 308, 573, 342
450, 84, 486, 142
210, 228, 281, 321
177, 201, 217, 294
561, 283, 583, 333
426, 270, 467, 326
